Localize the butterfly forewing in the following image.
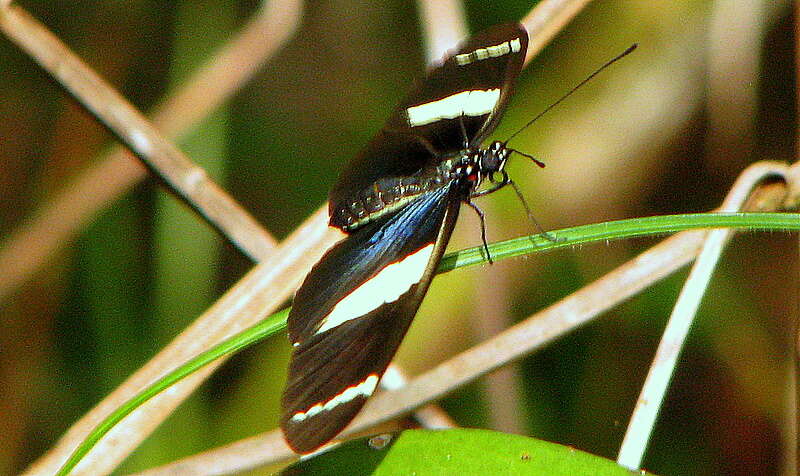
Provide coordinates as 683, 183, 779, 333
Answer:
387, 23, 528, 152
282, 184, 462, 453
329, 23, 528, 218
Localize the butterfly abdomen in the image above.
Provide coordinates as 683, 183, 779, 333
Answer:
332, 158, 466, 232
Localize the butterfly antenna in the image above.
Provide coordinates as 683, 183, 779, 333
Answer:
513, 150, 546, 168
505, 43, 637, 144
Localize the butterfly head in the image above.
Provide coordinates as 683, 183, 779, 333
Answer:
467, 141, 546, 193
478, 140, 511, 179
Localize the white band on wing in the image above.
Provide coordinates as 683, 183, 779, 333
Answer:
289, 374, 380, 422
405, 89, 500, 127
315, 244, 435, 336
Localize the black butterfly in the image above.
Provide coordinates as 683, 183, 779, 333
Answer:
281, 23, 530, 453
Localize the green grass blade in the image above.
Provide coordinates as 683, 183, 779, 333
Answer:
55, 309, 288, 476
57, 211, 800, 475
440, 212, 800, 271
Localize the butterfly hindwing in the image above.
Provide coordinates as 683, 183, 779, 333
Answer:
282, 183, 462, 453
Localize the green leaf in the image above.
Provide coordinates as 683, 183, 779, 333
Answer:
281, 428, 657, 475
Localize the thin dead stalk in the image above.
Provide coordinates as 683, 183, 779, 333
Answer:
0, 5, 274, 261
416, 0, 468, 64
617, 162, 791, 469
0, 0, 303, 300
521, 0, 594, 65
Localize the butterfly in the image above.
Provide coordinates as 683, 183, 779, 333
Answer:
281, 23, 531, 453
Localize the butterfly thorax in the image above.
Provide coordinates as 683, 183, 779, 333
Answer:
331, 140, 510, 232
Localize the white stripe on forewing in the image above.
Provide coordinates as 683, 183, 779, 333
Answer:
405, 89, 500, 127
290, 374, 380, 422
315, 244, 435, 336
454, 38, 522, 66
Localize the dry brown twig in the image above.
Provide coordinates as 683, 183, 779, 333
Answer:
416, 0, 468, 64
0, 5, 273, 262
521, 0, 593, 64
0, 0, 303, 300
617, 161, 792, 469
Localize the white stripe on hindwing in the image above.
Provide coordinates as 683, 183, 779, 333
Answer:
405, 89, 500, 127
313, 243, 435, 336
454, 37, 522, 66
289, 374, 380, 422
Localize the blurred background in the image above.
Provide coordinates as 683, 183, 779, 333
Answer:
0, 0, 796, 474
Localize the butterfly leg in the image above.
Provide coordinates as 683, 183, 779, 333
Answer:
465, 199, 493, 264
472, 173, 560, 244
505, 179, 561, 243
471, 171, 510, 198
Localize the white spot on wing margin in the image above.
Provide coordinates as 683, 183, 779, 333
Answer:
455, 38, 522, 66
290, 374, 380, 422
315, 243, 435, 335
